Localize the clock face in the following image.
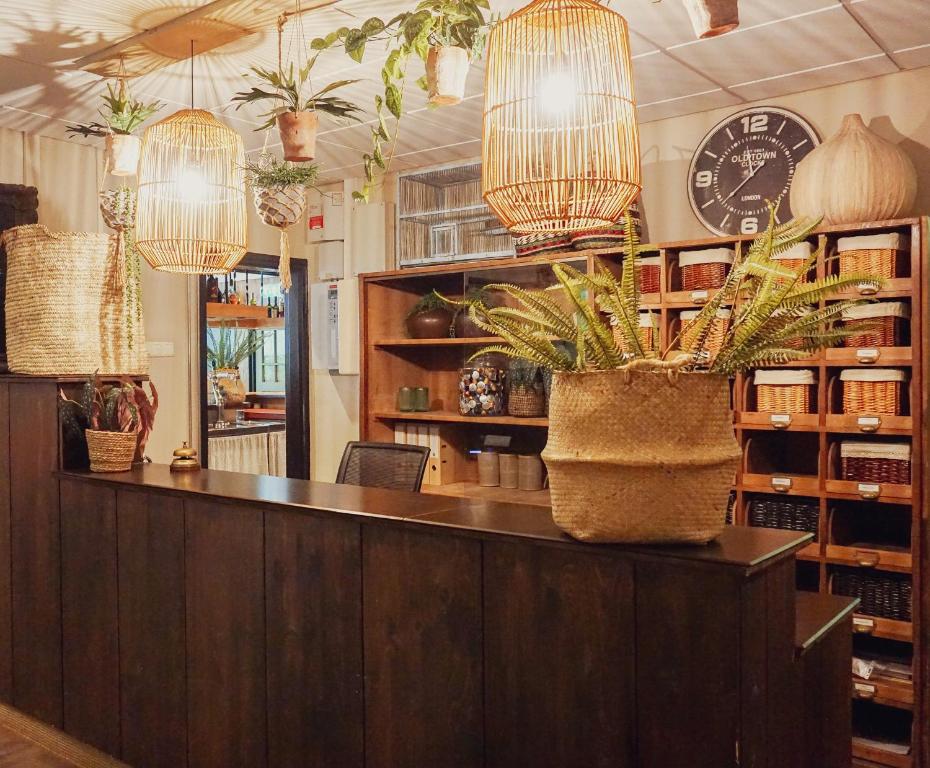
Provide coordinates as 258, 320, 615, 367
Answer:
688, 107, 819, 236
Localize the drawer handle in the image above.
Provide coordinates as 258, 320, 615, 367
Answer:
690, 289, 709, 304
770, 413, 792, 430
854, 682, 877, 700
857, 482, 881, 500
771, 476, 792, 493
855, 550, 881, 568
853, 617, 876, 635
857, 415, 881, 433
857, 281, 880, 296
856, 348, 880, 364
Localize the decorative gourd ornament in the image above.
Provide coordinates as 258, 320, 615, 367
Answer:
790, 114, 917, 225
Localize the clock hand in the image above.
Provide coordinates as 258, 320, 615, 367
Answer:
723, 159, 767, 203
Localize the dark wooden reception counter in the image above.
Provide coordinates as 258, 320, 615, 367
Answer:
0, 463, 845, 768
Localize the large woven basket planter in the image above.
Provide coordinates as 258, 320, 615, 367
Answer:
86, 430, 137, 473
542, 363, 741, 544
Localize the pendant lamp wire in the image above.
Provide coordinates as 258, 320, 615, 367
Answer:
190, 39, 194, 110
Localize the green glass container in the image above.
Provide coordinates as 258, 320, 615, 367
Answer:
413, 387, 430, 412
397, 386, 415, 412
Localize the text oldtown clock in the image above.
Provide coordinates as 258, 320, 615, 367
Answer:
688, 107, 819, 236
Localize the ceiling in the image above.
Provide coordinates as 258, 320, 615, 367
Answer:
0, 0, 927, 181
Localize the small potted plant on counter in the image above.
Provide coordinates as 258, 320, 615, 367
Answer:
232, 56, 362, 161
59, 376, 159, 472
405, 290, 455, 339
66, 80, 162, 175
206, 322, 267, 407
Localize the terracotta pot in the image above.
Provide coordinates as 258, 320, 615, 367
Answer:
105, 133, 141, 176
681, 0, 739, 38
426, 45, 469, 106
405, 308, 453, 339
216, 368, 247, 406
277, 111, 319, 162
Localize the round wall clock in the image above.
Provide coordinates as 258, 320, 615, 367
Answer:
687, 107, 819, 236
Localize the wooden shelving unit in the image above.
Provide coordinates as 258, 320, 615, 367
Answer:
360, 217, 927, 766
205, 302, 284, 329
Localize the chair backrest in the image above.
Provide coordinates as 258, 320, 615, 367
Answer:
335, 441, 430, 492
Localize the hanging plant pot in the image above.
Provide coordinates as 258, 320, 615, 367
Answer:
105, 133, 141, 176
277, 111, 318, 162
790, 113, 917, 225
253, 183, 306, 291
542, 360, 741, 544
426, 46, 469, 106
681, 0, 740, 39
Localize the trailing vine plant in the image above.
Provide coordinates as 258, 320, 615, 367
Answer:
99, 186, 143, 350
310, 0, 491, 202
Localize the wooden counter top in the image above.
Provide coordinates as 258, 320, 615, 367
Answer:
59, 464, 811, 572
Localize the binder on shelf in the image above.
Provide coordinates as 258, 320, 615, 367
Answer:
393, 423, 405, 445
405, 423, 420, 447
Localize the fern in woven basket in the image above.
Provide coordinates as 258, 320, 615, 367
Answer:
454, 209, 881, 376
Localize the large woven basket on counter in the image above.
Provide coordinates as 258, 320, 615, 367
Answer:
542, 357, 741, 544
0, 225, 148, 375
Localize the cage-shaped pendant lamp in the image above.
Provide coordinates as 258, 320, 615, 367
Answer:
482, 0, 641, 234
136, 109, 247, 274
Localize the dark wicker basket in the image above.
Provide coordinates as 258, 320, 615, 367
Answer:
832, 566, 912, 622
507, 386, 546, 418
748, 497, 819, 539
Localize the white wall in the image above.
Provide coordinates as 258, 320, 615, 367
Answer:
639, 65, 930, 243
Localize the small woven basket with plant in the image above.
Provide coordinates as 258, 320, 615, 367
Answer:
508, 357, 548, 417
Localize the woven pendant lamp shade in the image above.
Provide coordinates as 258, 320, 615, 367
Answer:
482, 0, 641, 234
136, 109, 247, 274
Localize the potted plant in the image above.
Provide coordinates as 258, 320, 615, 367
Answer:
243, 153, 319, 291
206, 323, 267, 406
310, 0, 490, 201
451, 285, 498, 338
232, 57, 362, 162
405, 290, 454, 339
458, 209, 879, 544
59, 376, 159, 472
508, 357, 547, 417
66, 81, 161, 176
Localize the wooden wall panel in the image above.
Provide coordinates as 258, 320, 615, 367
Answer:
8, 381, 61, 725
117, 490, 187, 768
265, 511, 363, 768
185, 499, 266, 768
362, 526, 483, 768
60, 479, 119, 755
800, 618, 852, 768
634, 561, 740, 768
483, 541, 635, 768
0, 382, 11, 702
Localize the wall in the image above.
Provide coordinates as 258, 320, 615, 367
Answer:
639, 65, 930, 243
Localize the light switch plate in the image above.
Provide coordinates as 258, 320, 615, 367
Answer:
146, 341, 175, 358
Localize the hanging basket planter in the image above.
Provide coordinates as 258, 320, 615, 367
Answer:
426, 46, 470, 106
252, 183, 306, 291
105, 133, 141, 176
681, 0, 740, 39
277, 111, 319, 162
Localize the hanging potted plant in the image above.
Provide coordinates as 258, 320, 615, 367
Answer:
309, 0, 490, 201
232, 56, 363, 162
59, 376, 159, 472
206, 322, 268, 406
456, 210, 880, 544
66, 81, 162, 176
243, 153, 319, 290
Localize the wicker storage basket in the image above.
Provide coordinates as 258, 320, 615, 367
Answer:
840, 441, 911, 485
508, 385, 546, 417
612, 312, 657, 354
837, 233, 904, 280
748, 497, 819, 536
679, 247, 734, 291
86, 430, 137, 473
638, 255, 661, 294
680, 308, 730, 360
832, 566, 912, 622
842, 301, 909, 347
542, 358, 741, 544
773, 241, 813, 282
840, 368, 906, 415
754, 369, 815, 413
0, 225, 148, 375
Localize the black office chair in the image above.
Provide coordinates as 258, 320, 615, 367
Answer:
335, 441, 430, 492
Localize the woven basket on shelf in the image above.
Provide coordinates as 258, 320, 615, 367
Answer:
679, 247, 734, 291
748, 497, 819, 536
638, 255, 661, 294
0, 225, 148, 375
508, 385, 546, 417
754, 369, 815, 413
837, 233, 904, 280
842, 301, 909, 347
542, 356, 741, 544
680, 308, 730, 361
86, 430, 137, 473
840, 368, 906, 415
841, 441, 911, 485
773, 241, 813, 282
832, 567, 912, 622
612, 312, 657, 354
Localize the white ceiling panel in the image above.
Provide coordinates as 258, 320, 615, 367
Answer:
636, 88, 741, 124
894, 44, 930, 70
843, 0, 930, 55
632, 50, 722, 103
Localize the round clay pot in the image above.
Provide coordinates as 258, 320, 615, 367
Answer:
405, 308, 453, 339
426, 45, 469, 106
453, 310, 486, 338
216, 368, 247, 407
277, 111, 319, 162
105, 133, 141, 176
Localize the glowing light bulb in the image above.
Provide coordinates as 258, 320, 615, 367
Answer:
539, 70, 577, 115
176, 165, 209, 202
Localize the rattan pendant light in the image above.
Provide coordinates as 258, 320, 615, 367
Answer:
136, 44, 247, 274
482, 0, 641, 234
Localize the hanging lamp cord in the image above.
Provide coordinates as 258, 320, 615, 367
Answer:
190, 39, 195, 110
